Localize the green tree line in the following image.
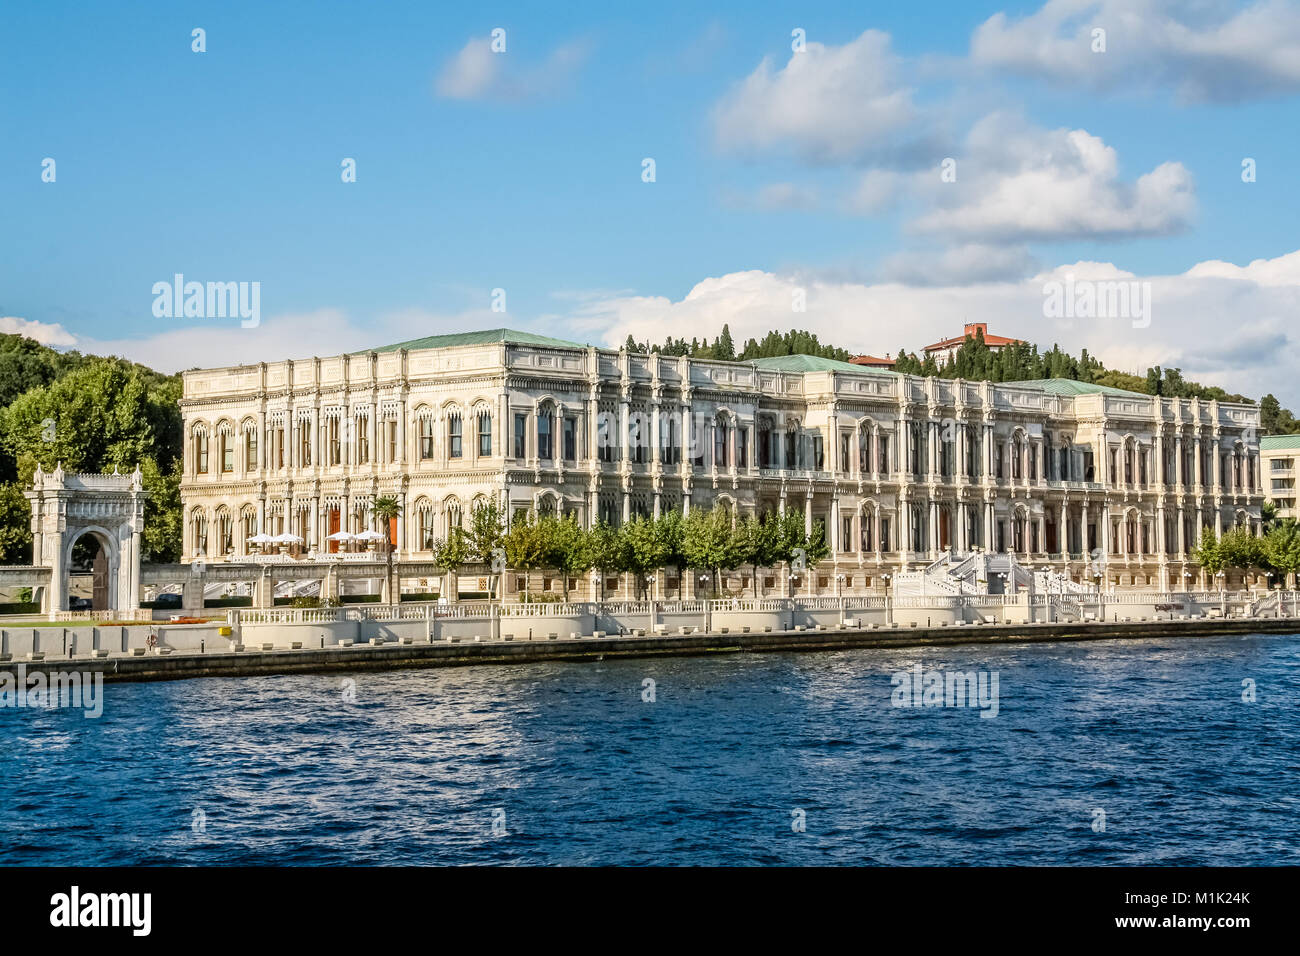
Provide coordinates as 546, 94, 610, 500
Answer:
0, 334, 183, 564
426, 500, 830, 600
1191, 516, 1300, 587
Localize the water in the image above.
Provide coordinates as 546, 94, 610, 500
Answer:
2, 634, 1298, 865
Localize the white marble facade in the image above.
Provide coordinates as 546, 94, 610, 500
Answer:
179, 334, 1265, 591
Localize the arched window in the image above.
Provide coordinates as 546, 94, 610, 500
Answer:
478, 410, 492, 457
193, 426, 210, 475
419, 416, 435, 460
192, 511, 209, 556
448, 413, 463, 459
242, 421, 258, 472
537, 409, 553, 460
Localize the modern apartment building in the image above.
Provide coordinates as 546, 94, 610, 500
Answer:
1261, 434, 1300, 520
179, 328, 1266, 591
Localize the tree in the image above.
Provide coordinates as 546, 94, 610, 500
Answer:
543, 515, 591, 600
714, 324, 736, 361
503, 511, 548, 597
655, 510, 687, 597
1259, 394, 1300, 435
585, 522, 626, 600
0, 482, 31, 563
430, 529, 470, 597
371, 495, 402, 603
736, 512, 781, 596
1219, 525, 1270, 576
140, 457, 183, 563
465, 498, 506, 598
1192, 528, 1226, 588
682, 506, 742, 594
0, 353, 184, 562
621, 515, 667, 599
1264, 520, 1300, 588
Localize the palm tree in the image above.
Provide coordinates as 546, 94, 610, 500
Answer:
371, 496, 402, 605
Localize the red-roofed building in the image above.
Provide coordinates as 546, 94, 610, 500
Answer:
921, 323, 1023, 366
849, 353, 895, 370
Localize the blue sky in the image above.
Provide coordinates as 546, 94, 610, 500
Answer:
3, 0, 1299, 402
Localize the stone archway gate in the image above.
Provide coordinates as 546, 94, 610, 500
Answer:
25, 464, 148, 615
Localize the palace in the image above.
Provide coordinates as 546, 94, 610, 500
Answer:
179, 328, 1266, 593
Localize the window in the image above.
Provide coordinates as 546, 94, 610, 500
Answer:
840, 433, 851, 473
737, 428, 747, 469
714, 424, 727, 468
785, 431, 797, 469
879, 518, 890, 553
813, 436, 824, 471
478, 412, 492, 457
878, 436, 889, 474
328, 418, 342, 465
386, 419, 397, 463
420, 417, 434, 460
245, 429, 258, 471
599, 413, 615, 463
861, 517, 873, 552
273, 426, 285, 468
630, 415, 646, 464
563, 417, 576, 462
661, 415, 679, 465
357, 419, 369, 464
221, 436, 233, 473
538, 411, 553, 460
514, 413, 527, 459
448, 415, 462, 458
420, 510, 436, 550
841, 516, 854, 552
299, 422, 311, 466
196, 434, 209, 474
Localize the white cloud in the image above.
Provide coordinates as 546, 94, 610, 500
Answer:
435, 38, 500, 99
881, 244, 1042, 286
721, 182, 820, 211
712, 30, 944, 165
573, 247, 1300, 406
75, 307, 514, 374
910, 113, 1195, 241
0, 316, 78, 347
972, 0, 1300, 102
435, 35, 591, 101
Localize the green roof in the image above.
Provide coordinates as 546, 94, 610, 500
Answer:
1002, 377, 1148, 398
749, 353, 894, 374
363, 328, 586, 353
1261, 434, 1300, 451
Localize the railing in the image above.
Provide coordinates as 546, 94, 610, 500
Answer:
500, 602, 589, 617
226, 590, 1300, 627
710, 598, 787, 612
657, 601, 706, 613
50, 608, 155, 622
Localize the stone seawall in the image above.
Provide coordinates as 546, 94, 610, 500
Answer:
2, 617, 1296, 685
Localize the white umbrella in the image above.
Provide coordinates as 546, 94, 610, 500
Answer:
355, 530, 385, 541
326, 530, 356, 541
248, 533, 274, 544
273, 532, 304, 544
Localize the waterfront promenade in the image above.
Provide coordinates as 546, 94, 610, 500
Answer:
2, 590, 1298, 683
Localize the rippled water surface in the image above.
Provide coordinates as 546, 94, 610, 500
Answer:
3, 634, 1299, 865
